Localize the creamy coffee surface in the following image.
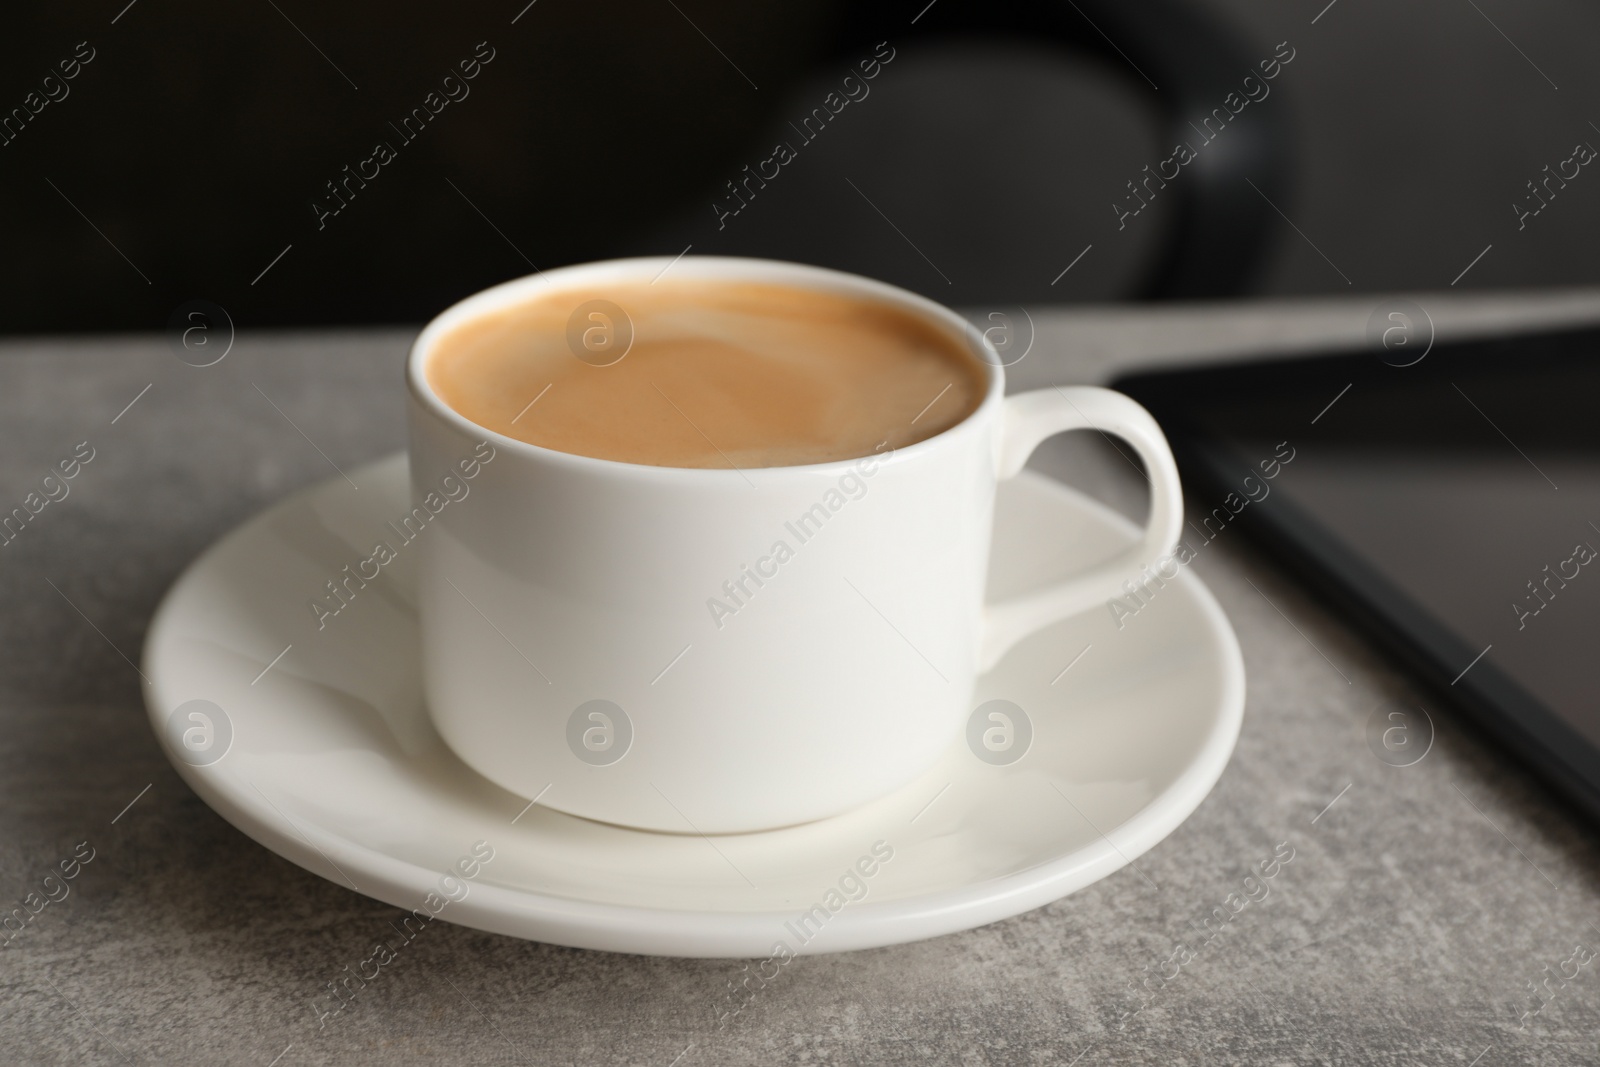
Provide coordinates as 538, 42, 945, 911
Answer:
425, 280, 988, 468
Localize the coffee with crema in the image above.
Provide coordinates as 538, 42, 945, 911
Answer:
425, 280, 988, 468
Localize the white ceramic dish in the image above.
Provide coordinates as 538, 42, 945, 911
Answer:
142, 453, 1244, 958
406, 256, 1187, 834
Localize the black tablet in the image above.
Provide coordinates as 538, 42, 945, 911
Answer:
1113, 322, 1600, 819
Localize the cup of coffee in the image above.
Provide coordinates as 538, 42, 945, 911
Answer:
407, 257, 1183, 834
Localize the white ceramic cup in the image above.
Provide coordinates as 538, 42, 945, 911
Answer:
407, 257, 1183, 834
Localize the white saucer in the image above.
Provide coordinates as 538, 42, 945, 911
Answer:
142, 454, 1244, 958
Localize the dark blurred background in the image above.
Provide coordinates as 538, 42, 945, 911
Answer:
3, 0, 1597, 333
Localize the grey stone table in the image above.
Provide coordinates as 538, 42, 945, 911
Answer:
5, 289, 1600, 1066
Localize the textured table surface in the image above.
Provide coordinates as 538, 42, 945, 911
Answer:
5, 289, 1600, 1066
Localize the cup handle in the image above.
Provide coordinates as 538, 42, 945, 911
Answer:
978, 387, 1186, 672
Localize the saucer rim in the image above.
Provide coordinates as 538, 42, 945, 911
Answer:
142, 453, 1244, 958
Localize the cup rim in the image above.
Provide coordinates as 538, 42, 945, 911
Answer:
406, 255, 1006, 480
